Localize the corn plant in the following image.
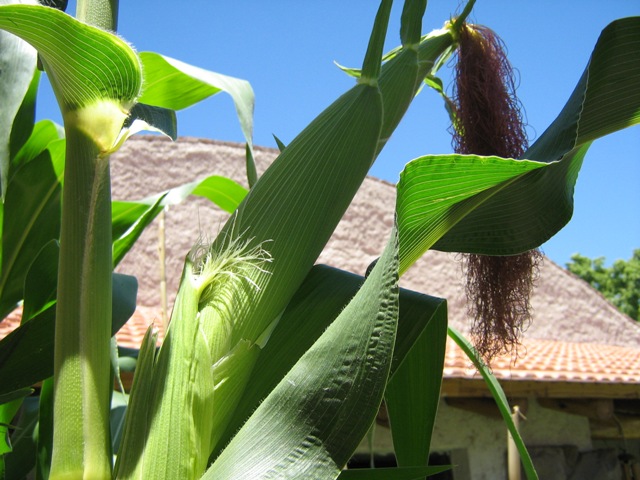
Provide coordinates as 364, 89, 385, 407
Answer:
0, 0, 639, 479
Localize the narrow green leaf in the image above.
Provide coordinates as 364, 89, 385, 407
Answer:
448, 326, 538, 480
397, 154, 547, 273
272, 134, 286, 152
112, 195, 165, 266
360, 0, 393, 83
400, 0, 427, 47
137, 51, 257, 184
337, 465, 451, 479
0, 388, 32, 406
36, 377, 53, 480
111, 173, 248, 264
0, 2, 38, 198
205, 228, 399, 479
385, 304, 447, 466
113, 328, 157, 478
433, 17, 640, 255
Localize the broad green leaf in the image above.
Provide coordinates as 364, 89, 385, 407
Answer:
0, 139, 64, 319
137, 51, 257, 185
11, 119, 62, 170
432, 17, 640, 255
337, 465, 451, 479
0, 0, 38, 199
397, 154, 548, 274
0, 4, 141, 153
448, 326, 538, 480
205, 227, 399, 479
0, 273, 137, 396
385, 303, 447, 467
0, 4, 140, 110
208, 82, 383, 345
210, 264, 446, 462
21, 240, 58, 322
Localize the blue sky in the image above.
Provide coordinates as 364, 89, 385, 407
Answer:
37, 1, 639, 267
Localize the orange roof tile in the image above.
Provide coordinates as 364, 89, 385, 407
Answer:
3, 307, 640, 388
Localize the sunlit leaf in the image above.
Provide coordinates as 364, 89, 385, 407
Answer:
433, 17, 640, 255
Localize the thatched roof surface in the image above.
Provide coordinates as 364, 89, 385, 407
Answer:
110, 136, 640, 348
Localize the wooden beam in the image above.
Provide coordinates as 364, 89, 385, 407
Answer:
442, 377, 640, 399
445, 397, 528, 419
591, 414, 640, 440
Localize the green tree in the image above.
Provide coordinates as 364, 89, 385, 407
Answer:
567, 250, 640, 321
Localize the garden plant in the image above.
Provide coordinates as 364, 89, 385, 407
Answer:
0, 0, 638, 478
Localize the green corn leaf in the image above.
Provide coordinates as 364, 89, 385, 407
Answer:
204, 227, 399, 480
360, 0, 392, 83
0, 4, 142, 154
137, 51, 257, 185
0, 392, 26, 454
0, 138, 64, 319
113, 328, 157, 478
11, 119, 62, 171
210, 264, 447, 462
36, 377, 54, 480
118, 103, 178, 145
448, 326, 538, 480
0, 387, 32, 406
337, 465, 451, 480
112, 195, 166, 267
432, 17, 640, 255
21, 240, 59, 322
1, 395, 39, 478
385, 302, 447, 467
0, 272, 137, 397
0, 1, 38, 199
397, 154, 548, 274
111, 173, 248, 264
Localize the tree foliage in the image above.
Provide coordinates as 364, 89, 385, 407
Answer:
566, 249, 640, 321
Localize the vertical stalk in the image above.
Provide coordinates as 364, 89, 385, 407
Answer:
48, 3, 121, 478
76, 0, 119, 31
50, 126, 114, 478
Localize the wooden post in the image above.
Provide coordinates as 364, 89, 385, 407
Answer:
508, 404, 522, 480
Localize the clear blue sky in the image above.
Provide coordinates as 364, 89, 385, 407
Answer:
36, 1, 639, 268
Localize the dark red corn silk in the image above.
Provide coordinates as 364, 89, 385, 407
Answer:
451, 23, 542, 362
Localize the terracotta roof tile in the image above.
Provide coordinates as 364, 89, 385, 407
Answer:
3, 307, 640, 386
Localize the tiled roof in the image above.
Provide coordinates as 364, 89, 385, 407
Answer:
444, 337, 640, 384
4, 306, 640, 393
